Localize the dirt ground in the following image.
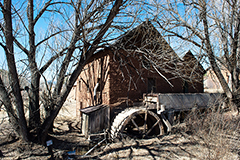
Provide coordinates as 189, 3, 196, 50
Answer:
0, 101, 240, 160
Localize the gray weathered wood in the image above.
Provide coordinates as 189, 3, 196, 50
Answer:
144, 93, 222, 111
81, 104, 109, 137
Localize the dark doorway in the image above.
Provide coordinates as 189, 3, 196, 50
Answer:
148, 78, 156, 93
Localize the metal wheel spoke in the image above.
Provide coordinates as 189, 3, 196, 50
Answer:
143, 110, 148, 134
144, 119, 160, 137
131, 118, 142, 135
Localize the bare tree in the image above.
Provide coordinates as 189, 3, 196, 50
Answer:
111, 20, 204, 94
146, 0, 240, 113
0, 0, 141, 144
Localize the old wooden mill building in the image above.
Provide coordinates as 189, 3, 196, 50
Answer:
75, 21, 205, 137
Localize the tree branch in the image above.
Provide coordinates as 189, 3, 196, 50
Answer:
34, 1, 70, 25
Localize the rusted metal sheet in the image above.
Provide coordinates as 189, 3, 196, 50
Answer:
81, 104, 110, 137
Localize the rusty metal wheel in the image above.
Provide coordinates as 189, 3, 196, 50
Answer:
111, 108, 164, 139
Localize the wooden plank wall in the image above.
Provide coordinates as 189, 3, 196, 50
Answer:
81, 105, 110, 137
158, 93, 222, 111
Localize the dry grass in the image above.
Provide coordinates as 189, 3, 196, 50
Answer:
0, 99, 239, 159
181, 105, 240, 160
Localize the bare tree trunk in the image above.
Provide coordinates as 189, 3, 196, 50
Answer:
0, 77, 20, 134
38, 0, 124, 144
3, 0, 28, 141
0, 0, 135, 144
200, 0, 238, 113
27, 0, 41, 129
28, 74, 41, 129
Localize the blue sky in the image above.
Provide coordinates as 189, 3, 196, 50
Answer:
0, 0, 206, 76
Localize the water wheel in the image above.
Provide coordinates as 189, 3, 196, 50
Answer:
111, 108, 164, 139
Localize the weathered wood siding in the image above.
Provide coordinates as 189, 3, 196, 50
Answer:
157, 93, 222, 111
81, 104, 110, 137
